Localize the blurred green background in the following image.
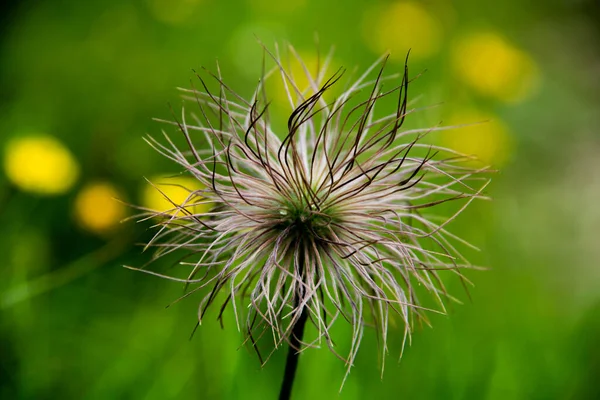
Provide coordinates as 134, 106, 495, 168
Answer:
1, 0, 600, 399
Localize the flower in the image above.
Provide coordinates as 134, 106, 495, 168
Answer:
362, 2, 443, 61
442, 108, 513, 167
132, 45, 489, 382
451, 31, 539, 102
4, 135, 79, 195
141, 175, 210, 216
74, 182, 126, 235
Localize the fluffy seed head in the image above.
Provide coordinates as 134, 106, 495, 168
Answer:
132, 44, 489, 381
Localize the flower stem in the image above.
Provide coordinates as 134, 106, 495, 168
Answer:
278, 307, 308, 400
279, 246, 308, 400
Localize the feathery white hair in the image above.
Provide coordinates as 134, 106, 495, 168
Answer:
132, 44, 489, 383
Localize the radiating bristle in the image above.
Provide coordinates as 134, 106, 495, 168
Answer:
133, 43, 490, 385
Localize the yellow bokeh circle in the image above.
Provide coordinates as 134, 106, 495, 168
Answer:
141, 175, 210, 217
363, 2, 442, 61
4, 135, 80, 195
146, 0, 203, 25
247, 0, 306, 15
451, 32, 539, 102
441, 110, 513, 167
74, 182, 126, 235
268, 52, 336, 108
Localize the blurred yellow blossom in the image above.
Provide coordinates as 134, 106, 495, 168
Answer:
146, 0, 203, 25
441, 109, 513, 167
452, 32, 539, 102
142, 175, 210, 217
74, 182, 126, 235
247, 0, 306, 15
228, 23, 284, 79
3, 135, 79, 195
268, 51, 336, 109
363, 2, 442, 61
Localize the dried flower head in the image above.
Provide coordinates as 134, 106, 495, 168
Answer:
131, 44, 489, 383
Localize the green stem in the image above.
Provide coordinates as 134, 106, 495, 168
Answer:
278, 308, 308, 400
278, 245, 307, 400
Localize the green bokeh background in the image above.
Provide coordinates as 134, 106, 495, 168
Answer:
2, 0, 600, 399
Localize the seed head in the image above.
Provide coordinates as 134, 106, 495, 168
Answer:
132, 44, 489, 382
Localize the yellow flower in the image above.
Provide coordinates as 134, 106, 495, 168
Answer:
4, 135, 79, 195
363, 2, 442, 61
141, 175, 210, 216
247, 0, 306, 14
74, 182, 126, 235
441, 109, 513, 166
268, 51, 336, 110
452, 32, 539, 102
146, 0, 203, 25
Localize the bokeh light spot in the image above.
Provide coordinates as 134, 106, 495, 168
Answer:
141, 176, 210, 217
268, 51, 337, 112
228, 24, 285, 79
247, 0, 306, 15
3, 135, 79, 195
74, 182, 126, 235
363, 2, 442, 61
441, 110, 513, 167
452, 32, 540, 102
146, 0, 203, 25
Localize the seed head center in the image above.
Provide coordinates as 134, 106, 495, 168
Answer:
276, 201, 334, 240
